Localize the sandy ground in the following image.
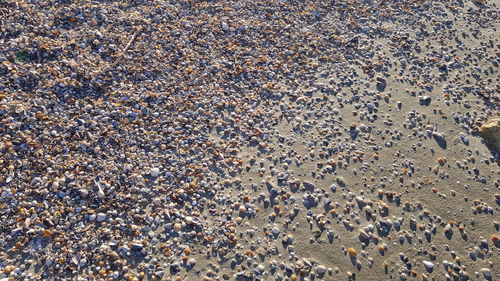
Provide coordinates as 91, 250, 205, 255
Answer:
1, 0, 499, 281
185, 7, 500, 281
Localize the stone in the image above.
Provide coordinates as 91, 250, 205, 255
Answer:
150, 167, 161, 177
96, 213, 106, 222
478, 117, 500, 152
131, 243, 144, 251
79, 189, 89, 198
422, 261, 434, 272
420, 95, 431, 105
271, 227, 280, 237
302, 181, 315, 190
316, 265, 327, 274
480, 268, 492, 279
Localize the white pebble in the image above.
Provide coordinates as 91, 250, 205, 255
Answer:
96, 213, 106, 222
150, 167, 160, 177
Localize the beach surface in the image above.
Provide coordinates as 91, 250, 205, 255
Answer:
0, 0, 499, 280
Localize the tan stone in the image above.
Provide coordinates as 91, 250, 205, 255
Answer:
479, 117, 500, 152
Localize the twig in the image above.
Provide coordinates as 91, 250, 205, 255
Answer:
123, 27, 142, 53
114, 26, 143, 66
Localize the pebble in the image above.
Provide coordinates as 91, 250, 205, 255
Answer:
316, 265, 327, 275
271, 227, 281, 237
96, 213, 107, 222
480, 268, 492, 279
302, 181, 316, 190
173, 223, 182, 232
149, 167, 160, 177
422, 261, 434, 272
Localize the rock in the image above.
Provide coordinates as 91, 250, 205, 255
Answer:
376, 76, 386, 92
364, 205, 373, 215
478, 117, 500, 152
444, 224, 453, 239
96, 213, 106, 222
459, 133, 470, 145
359, 229, 371, 240
420, 95, 431, 105
271, 227, 280, 237
480, 268, 492, 279
336, 177, 347, 187
284, 234, 294, 244
150, 167, 160, 177
152, 197, 162, 206
79, 189, 89, 198
97, 188, 105, 198
173, 223, 182, 232
154, 270, 165, 278
422, 261, 434, 272
432, 132, 447, 149
184, 216, 194, 225
170, 263, 180, 273
302, 181, 315, 190
131, 243, 144, 251
316, 265, 327, 274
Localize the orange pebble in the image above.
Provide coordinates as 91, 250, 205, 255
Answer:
492, 234, 500, 243
347, 247, 357, 257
